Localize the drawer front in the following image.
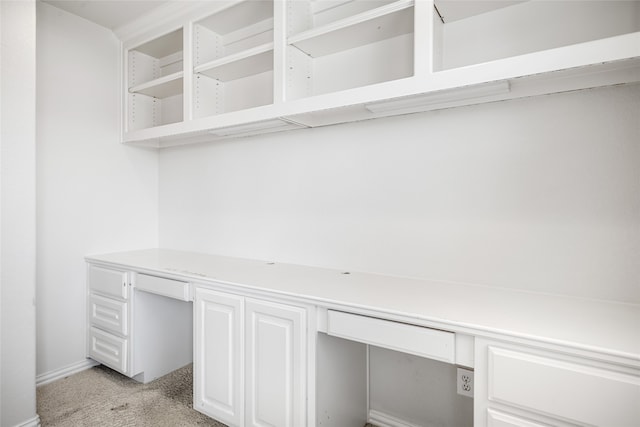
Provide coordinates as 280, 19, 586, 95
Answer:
89, 293, 128, 336
89, 265, 128, 299
327, 310, 455, 363
136, 273, 190, 301
88, 327, 127, 374
488, 346, 640, 426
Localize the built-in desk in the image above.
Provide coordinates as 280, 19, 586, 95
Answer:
86, 249, 640, 427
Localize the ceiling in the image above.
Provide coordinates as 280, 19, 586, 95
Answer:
43, 0, 170, 31
43, 0, 529, 32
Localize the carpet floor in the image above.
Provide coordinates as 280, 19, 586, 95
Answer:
37, 364, 225, 426
38, 363, 378, 427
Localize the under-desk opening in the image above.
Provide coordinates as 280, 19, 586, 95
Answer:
316, 333, 473, 427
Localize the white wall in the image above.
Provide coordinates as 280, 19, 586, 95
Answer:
159, 83, 640, 304
1, 1, 39, 425
36, 2, 158, 378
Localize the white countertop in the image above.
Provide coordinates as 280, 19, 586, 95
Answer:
86, 248, 640, 362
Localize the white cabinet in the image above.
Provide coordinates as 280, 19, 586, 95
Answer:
87, 264, 132, 375
119, 0, 640, 146
245, 298, 306, 427
194, 288, 244, 426
475, 338, 640, 427
194, 286, 308, 427
87, 264, 193, 383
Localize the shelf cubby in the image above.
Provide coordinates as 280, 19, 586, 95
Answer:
433, 0, 640, 71
286, 0, 414, 100
193, 0, 274, 118
127, 28, 184, 131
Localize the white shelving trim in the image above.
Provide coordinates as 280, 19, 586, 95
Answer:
194, 42, 274, 82
129, 71, 184, 98
288, 0, 414, 58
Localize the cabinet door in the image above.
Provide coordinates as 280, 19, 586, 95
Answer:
194, 287, 244, 427
245, 298, 306, 427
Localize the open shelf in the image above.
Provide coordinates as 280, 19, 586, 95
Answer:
194, 0, 273, 67
194, 43, 273, 82
129, 71, 184, 98
126, 27, 184, 132
286, 0, 414, 101
289, 0, 414, 58
192, 0, 274, 119
433, 0, 640, 71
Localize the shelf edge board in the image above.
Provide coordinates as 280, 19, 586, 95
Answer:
194, 42, 274, 75
288, 0, 414, 46
129, 71, 184, 94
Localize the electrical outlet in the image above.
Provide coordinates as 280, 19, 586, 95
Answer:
457, 367, 474, 397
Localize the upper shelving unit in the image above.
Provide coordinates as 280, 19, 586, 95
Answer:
120, 0, 640, 146
286, 0, 415, 100
193, 0, 275, 118
127, 27, 184, 132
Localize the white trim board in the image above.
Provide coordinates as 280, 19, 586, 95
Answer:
369, 409, 424, 427
36, 359, 99, 387
11, 415, 41, 427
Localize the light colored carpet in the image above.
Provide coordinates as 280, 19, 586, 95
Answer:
37, 364, 225, 426
38, 363, 379, 427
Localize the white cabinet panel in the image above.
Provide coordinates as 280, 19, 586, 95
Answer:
136, 273, 189, 301
89, 293, 128, 336
194, 288, 243, 426
245, 298, 306, 427
488, 346, 640, 427
89, 265, 128, 299
88, 327, 128, 374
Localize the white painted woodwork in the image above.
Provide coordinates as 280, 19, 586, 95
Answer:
194, 287, 244, 426
88, 265, 128, 299
86, 250, 640, 427
437, 0, 640, 70
88, 326, 128, 374
195, 43, 274, 82
245, 298, 307, 427
86, 249, 640, 360
114, 0, 640, 146
129, 71, 184, 98
486, 409, 550, 427
315, 333, 368, 427
487, 346, 640, 427
131, 289, 193, 383
89, 294, 128, 336
327, 310, 455, 363
135, 273, 189, 301
288, 0, 414, 58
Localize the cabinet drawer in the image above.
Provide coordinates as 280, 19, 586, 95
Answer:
89, 293, 128, 336
89, 265, 128, 299
488, 347, 640, 426
136, 273, 189, 301
88, 327, 127, 374
327, 310, 454, 363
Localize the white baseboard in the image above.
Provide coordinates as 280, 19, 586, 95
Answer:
36, 358, 99, 387
369, 409, 424, 427
12, 415, 41, 427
